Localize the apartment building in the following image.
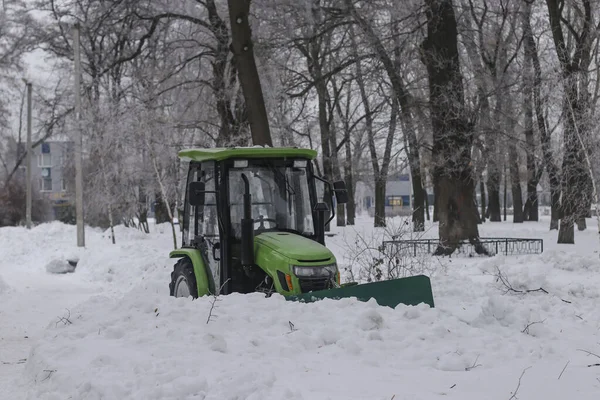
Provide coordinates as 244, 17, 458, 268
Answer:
32, 140, 74, 210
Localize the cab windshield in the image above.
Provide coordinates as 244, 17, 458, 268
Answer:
228, 161, 314, 237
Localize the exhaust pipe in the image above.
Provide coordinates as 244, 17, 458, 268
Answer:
240, 173, 255, 267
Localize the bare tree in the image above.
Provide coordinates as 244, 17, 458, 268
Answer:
347, 0, 426, 231
227, 0, 273, 146
522, 0, 560, 229
421, 0, 485, 255
546, 0, 596, 243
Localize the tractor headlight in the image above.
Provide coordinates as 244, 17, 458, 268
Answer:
292, 263, 338, 278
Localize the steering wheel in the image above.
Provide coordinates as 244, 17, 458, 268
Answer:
256, 215, 277, 230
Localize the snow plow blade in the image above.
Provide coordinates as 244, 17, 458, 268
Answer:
286, 275, 434, 308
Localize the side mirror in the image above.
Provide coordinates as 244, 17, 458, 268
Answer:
333, 180, 349, 204
314, 201, 329, 245
188, 181, 206, 206
314, 201, 329, 213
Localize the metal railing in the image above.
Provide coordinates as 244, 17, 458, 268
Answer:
381, 237, 544, 258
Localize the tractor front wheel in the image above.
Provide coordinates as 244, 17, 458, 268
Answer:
169, 258, 198, 299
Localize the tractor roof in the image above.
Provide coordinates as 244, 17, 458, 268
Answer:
178, 147, 318, 162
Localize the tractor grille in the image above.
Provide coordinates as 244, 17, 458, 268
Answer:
298, 277, 332, 293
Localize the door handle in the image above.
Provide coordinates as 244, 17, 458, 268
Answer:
212, 242, 221, 261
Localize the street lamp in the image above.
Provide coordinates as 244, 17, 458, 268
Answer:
22, 78, 32, 229
73, 22, 85, 247
59, 17, 85, 247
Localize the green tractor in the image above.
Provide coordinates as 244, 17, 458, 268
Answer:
169, 147, 434, 308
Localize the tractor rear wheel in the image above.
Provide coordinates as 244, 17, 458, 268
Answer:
169, 258, 198, 299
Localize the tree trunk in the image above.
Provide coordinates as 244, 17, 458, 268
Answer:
330, 126, 346, 227
479, 178, 486, 222
509, 142, 524, 223
550, 189, 560, 230
400, 102, 425, 231
424, 187, 430, 221
100, 153, 116, 244
487, 169, 501, 221
148, 140, 178, 249
558, 93, 584, 243
522, 20, 539, 222
411, 178, 425, 231
432, 189, 439, 222
392, 68, 424, 231
332, 79, 356, 226
558, 217, 575, 243
314, 66, 333, 230
524, 182, 539, 221
349, 24, 393, 228
421, 0, 485, 255
208, 0, 242, 146
154, 194, 170, 224
488, 95, 504, 222
350, 5, 422, 230
227, 0, 272, 146
353, 58, 383, 227
474, 193, 482, 224
577, 216, 587, 230
576, 162, 592, 231
480, 93, 501, 221
336, 201, 346, 227
546, 0, 595, 239
344, 133, 356, 225
373, 178, 386, 227
434, 177, 482, 254
503, 166, 507, 221
524, 2, 559, 229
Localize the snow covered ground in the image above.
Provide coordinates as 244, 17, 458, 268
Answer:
1, 215, 600, 399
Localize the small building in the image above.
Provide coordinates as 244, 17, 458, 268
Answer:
31, 141, 75, 219
355, 174, 434, 217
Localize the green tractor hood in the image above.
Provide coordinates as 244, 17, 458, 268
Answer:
255, 232, 334, 262
255, 232, 435, 309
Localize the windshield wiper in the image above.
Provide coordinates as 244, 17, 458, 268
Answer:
267, 165, 296, 196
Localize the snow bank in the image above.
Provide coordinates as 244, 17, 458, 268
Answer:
4, 217, 600, 399
44, 259, 77, 274
0, 274, 10, 294
24, 281, 600, 399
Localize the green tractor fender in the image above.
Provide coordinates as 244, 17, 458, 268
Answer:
169, 249, 214, 297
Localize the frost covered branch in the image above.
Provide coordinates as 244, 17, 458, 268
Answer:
521, 319, 545, 335
42, 369, 57, 381
576, 349, 600, 367
341, 218, 441, 283
508, 367, 531, 400
1, 358, 26, 365
288, 321, 297, 333
465, 355, 482, 371
558, 361, 570, 380
493, 267, 572, 304
207, 279, 230, 324
494, 267, 548, 295
55, 309, 72, 327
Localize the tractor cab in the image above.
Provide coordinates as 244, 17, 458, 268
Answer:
170, 147, 347, 298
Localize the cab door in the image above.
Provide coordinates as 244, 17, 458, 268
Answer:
188, 161, 221, 292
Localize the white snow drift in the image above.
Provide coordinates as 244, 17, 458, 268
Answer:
2, 217, 600, 399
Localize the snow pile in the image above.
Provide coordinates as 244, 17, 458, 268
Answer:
22, 285, 600, 400
3, 217, 600, 399
44, 259, 77, 274
0, 274, 10, 294
72, 234, 171, 294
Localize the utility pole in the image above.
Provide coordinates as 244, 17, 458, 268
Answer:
25, 81, 32, 229
73, 22, 85, 247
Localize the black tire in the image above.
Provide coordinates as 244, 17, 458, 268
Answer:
169, 258, 198, 299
